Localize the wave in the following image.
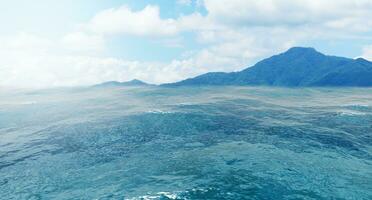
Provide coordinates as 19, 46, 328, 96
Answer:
146, 109, 175, 114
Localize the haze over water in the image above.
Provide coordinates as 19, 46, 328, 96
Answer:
0, 86, 371, 199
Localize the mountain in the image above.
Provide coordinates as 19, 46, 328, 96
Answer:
165, 47, 372, 87
94, 79, 151, 87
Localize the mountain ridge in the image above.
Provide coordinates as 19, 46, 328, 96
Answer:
94, 79, 151, 87
164, 47, 372, 87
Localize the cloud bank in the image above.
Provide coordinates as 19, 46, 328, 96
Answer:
1, 0, 371, 88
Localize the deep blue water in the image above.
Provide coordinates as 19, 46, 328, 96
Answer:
0, 86, 371, 199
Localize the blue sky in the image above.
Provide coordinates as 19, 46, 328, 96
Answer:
1, 0, 372, 88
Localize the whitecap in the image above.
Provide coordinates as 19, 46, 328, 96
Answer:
343, 103, 369, 108
127, 191, 180, 200
337, 110, 366, 116
146, 109, 174, 114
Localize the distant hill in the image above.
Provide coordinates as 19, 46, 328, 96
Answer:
94, 79, 151, 87
164, 47, 372, 87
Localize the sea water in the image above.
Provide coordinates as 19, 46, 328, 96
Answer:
0, 86, 371, 199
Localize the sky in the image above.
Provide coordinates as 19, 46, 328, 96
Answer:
1, 0, 372, 88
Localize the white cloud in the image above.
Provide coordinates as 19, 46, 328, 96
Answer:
2, 1, 372, 88
83, 0, 372, 40
361, 45, 372, 61
203, 0, 372, 32
0, 33, 209, 88
1, 32, 53, 54
176, 27, 299, 74
61, 32, 105, 54
165, 0, 372, 79
195, 0, 204, 8
87, 5, 179, 36
177, 0, 192, 6
86, 5, 215, 37
0, 33, 122, 88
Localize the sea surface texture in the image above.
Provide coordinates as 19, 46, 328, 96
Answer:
0, 86, 371, 200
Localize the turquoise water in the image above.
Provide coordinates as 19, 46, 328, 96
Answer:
0, 86, 371, 199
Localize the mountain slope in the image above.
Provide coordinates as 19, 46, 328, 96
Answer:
165, 47, 372, 87
94, 79, 151, 87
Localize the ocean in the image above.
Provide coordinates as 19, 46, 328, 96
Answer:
0, 86, 371, 199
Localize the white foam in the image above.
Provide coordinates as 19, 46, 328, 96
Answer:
147, 109, 174, 114
344, 103, 369, 107
127, 191, 179, 200
337, 110, 366, 116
